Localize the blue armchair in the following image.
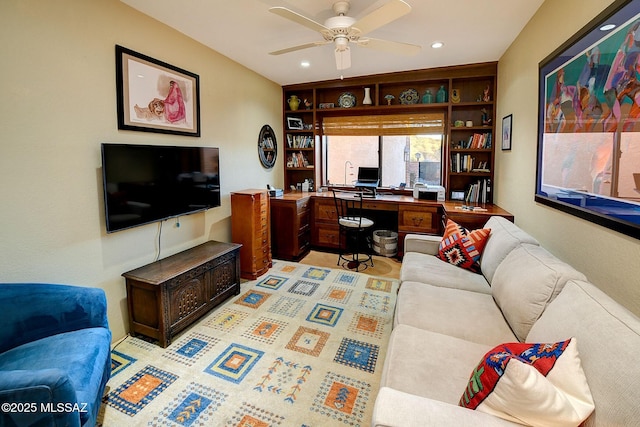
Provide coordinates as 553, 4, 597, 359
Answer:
0, 283, 111, 427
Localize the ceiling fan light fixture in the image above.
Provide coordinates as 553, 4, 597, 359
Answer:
334, 36, 349, 51
324, 15, 356, 31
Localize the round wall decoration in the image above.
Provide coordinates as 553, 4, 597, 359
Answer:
258, 124, 277, 169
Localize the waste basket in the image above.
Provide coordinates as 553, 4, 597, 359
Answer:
372, 230, 398, 257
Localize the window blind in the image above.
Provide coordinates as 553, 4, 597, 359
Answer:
322, 113, 444, 136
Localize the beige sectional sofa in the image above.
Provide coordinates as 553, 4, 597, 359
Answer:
373, 216, 640, 426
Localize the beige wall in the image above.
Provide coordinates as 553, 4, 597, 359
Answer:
496, 0, 640, 317
0, 0, 283, 341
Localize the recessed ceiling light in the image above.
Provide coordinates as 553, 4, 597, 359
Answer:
600, 23, 616, 31
300, 61, 310, 68
431, 41, 444, 49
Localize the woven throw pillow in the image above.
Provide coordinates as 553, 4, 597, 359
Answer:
459, 338, 594, 426
436, 219, 490, 273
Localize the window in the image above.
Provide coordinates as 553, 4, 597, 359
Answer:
322, 113, 444, 188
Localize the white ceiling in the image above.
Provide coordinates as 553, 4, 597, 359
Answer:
120, 0, 545, 86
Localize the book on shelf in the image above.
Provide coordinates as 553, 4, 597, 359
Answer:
286, 134, 314, 149
455, 132, 492, 149
465, 178, 491, 204
451, 153, 491, 173
287, 151, 310, 168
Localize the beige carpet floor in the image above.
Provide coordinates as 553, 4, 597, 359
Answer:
298, 250, 401, 280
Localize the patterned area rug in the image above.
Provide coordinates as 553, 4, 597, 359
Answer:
99, 260, 399, 426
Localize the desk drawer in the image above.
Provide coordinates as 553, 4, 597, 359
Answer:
362, 201, 398, 211
314, 200, 337, 222
398, 206, 439, 234
313, 224, 339, 248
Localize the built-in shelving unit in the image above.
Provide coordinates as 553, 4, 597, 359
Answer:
282, 62, 497, 202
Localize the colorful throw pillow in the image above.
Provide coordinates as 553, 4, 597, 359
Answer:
459, 338, 594, 426
436, 219, 490, 273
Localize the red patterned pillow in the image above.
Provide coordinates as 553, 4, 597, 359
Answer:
436, 219, 490, 273
459, 338, 594, 426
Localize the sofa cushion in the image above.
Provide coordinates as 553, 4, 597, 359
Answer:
394, 282, 517, 345
400, 252, 492, 294
459, 338, 594, 426
527, 280, 640, 426
479, 217, 539, 284
381, 324, 492, 404
491, 243, 587, 341
437, 219, 491, 273
0, 328, 112, 425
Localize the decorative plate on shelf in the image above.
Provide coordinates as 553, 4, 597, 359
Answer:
399, 88, 419, 104
338, 92, 357, 108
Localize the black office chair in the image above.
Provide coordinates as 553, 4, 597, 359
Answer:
332, 189, 375, 271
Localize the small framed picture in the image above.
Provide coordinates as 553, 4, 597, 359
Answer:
286, 117, 303, 130
502, 114, 512, 151
318, 102, 335, 109
451, 190, 465, 201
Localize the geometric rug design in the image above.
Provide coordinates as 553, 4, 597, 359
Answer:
241, 317, 288, 345
203, 343, 264, 384
105, 365, 178, 416
287, 279, 320, 297
310, 371, 372, 425
99, 260, 399, 427
322, 286, 353, 304
306, 302, 344, 327
161, 332, 219, 367
347, 312, 387, 340
301, 267, 332, 281
285, 326, 330, 357
256, 275, 289, 290
334, 338, 380, 373
254, 357, 312, 404
111, 350, 136, 377
156, 382, 228, 426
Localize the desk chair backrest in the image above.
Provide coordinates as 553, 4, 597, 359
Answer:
332, 190, 373, 229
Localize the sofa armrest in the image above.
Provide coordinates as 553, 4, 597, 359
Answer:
403, 234, 441, 255
0, 283, 109, 354
0, 369, 81, 427
373, 387, 520, 427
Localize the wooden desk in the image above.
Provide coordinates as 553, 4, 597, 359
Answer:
271, 192, 514, 256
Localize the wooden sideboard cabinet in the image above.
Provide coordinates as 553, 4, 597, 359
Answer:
123, 241, 241, 347
231, 189, 272, 279
271, 194, 311, 261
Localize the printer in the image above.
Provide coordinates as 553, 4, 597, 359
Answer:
413, 183, 446, 201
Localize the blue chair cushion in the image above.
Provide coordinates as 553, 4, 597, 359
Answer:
0, 327, 111, 426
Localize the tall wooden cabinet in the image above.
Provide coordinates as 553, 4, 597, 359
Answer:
282, 62, 497, 203
231, 189, 272, 279
270, 194, 311, 261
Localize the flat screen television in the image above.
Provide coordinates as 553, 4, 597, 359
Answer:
101, 143, 220, 233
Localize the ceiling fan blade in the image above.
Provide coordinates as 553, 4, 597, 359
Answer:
269, 41, 330, 55
269, 7, 329, 34
357, 37, 421, 56
352, 0, 411, 35
335, 46, 351, 70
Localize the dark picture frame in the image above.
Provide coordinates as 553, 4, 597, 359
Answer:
502, 114, 513, 151
116, 45, 200, 137
286, 117, 303, 130
258, 124, 277, 169
536, 0, 640, 240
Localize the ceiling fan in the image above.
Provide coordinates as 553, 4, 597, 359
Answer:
269, 0, 421, 70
